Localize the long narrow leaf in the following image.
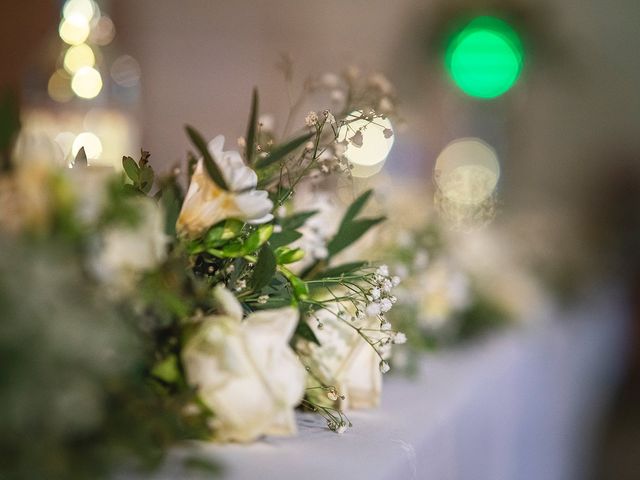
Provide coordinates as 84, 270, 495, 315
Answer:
245, 88, 259, 165
314, 261, 368, 279
255, 131, 314, 169
342, 189, 373, 225
327, 217, 385, 257
185, 125, 228, 190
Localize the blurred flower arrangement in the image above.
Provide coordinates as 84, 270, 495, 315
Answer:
0, 68, 404, 478
359, 180, 552, 372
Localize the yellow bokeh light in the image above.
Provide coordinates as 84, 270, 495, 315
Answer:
63, 0, 95, 21
59, 15, 90, 45
47, 69, 74, 103
434, 138, 500, 205
71, 66, 103, 99
72, 132, 103, 160
337, 111, 395, 178
63, 44, 95, 74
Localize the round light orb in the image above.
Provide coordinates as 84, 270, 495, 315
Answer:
110, 55, 141, 87
337, 111, 394, 178
90, 15, 116, 46
63, 43, 95, 74
63, 0, 95, 21
59, 15, 90, 45
434, 138, 500, 205
71, 66, 103, 99
48, 69, 74, 103
445, 16, 523, 99
72, 132, 102, 160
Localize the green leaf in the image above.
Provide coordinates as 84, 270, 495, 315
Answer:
280, 210, 318, 230
122, 156, 140, 183
315, 261, 368, 279
295, 319, 321, 345
74, 147, 87, 167
139, 165, 154, 193
161, 184, 181, 237
151, 355, 180, 383
244, 224, 273, 253
327, 217, 384, 257
343, 189, 373, 224
255, 131, 314, 169
280, 267, 309, 299
250, 246, 276, 291
185, 125, 228, 190
269, 229, 302, 249
205, 218, 244, 246
275, 246, 305, 264
245, 88, 259, 165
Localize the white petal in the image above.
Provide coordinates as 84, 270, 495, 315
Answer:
207, 135, 226, 159
213, 285, 244, 321
234, 190, 273, 221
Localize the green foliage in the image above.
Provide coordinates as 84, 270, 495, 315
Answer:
185, 125, 228, 190
254, 131, 314, 169
245, 88, 259, 165
326, 189, 384, 257
250, 246, 277, 291
269, 229, 303, 249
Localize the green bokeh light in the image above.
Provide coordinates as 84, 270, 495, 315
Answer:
445, 16, 524, 99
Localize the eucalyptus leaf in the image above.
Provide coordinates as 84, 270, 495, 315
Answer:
255, 131, 314, 169
185, 125, 228, 190
122, 156, 139, 183
139, 165, 154, 193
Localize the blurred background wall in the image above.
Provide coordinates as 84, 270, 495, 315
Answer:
112, 0, 640, 217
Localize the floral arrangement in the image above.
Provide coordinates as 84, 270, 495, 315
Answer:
0, 69, 405, 478
351, 179, 552, 372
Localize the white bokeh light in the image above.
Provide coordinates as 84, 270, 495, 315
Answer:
434, 138, 500, 205
59, 15, 90, 45
63, 43, 95, 74
337, 111, 394, 178
71, 66, 103, 99
72, 132, 103, 160
63, 0, 95, 21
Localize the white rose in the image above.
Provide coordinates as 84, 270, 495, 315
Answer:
182, 286, 306, 442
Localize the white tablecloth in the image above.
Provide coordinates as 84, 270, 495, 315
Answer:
152, 287, 630, 480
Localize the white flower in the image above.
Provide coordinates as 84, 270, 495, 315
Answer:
92, 197, 168, 290
304, 308, 384, 409
365, 302, 381, 317
393, 332, 407, 344
305, 111, 319, 127
376, 265, 389, 277
182, 286, 306, 442
379, 360, 390, 374
380, 298, 393, 313
176, 135, 273, 237
370, 287, 381, 300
